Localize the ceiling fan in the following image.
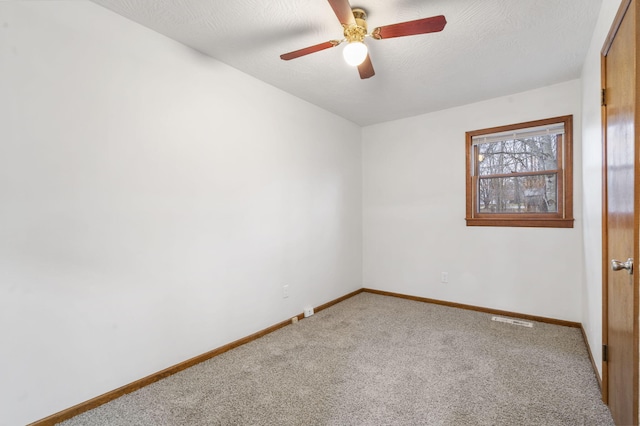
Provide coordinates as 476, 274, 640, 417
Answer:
279, 0, 447, 79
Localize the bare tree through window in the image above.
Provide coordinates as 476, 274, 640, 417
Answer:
476, 135, 559, 213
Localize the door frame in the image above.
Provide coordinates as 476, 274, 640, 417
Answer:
601, 0, 639, 420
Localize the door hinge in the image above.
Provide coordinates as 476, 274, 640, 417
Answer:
603, 344, 608, 362
601, 88, 606, 107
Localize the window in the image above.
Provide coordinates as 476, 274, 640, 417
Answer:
465, 115, 573, 228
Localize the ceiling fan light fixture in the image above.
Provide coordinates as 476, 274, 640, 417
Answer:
343, 41, 368, 66
278, 3, 446, 80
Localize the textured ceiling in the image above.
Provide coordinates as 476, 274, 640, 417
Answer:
89, 0, 603, 126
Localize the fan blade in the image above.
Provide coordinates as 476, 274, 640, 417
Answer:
371, 15, 446, 40
327, 0, 356, 26
280, 40, 340, 61
358, 54, 375, 79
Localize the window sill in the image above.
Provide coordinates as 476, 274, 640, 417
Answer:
465, 217, 574, 228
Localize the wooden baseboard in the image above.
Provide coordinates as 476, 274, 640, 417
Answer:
362, 288, 582, 328
580, 324, 603, 389
315, 288, 364, 313
28, 289, 364, 426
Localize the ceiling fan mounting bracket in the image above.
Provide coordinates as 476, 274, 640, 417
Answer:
351, 8, 367, 22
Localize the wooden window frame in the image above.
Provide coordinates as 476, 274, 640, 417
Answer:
465, 115, 574, 228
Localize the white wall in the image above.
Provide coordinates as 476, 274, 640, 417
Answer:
580, 0, 624, 379
363, 80, 584, 322
0, 2, 362, 425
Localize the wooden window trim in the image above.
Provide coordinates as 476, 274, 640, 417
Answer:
465, 115, 574, 228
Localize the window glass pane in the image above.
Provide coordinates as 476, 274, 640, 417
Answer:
477, 135, 558, 176
477, 174, 558, 213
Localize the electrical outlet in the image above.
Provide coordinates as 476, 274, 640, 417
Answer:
441, 272, 449, 283
304, 307, 314, 317
283, 285, 289, 298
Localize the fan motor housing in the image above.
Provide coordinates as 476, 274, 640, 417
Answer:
344, 8, 368, 42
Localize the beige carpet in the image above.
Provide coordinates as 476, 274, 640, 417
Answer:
59, 292, 614, 425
